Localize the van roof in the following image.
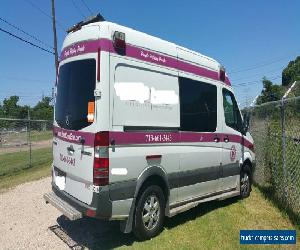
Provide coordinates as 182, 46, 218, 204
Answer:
62, 21, 230, 85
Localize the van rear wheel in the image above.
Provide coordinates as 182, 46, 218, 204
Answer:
133, 185, 165, 240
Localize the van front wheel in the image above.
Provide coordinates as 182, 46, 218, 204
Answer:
133, 185, 165, 240
240, 164, 251, 198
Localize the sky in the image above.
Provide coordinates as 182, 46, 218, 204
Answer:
0, 0, 299, 107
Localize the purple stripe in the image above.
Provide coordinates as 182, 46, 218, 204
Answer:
180, 132, 222, 143
60, 39, 231, 86
110, 131, 180, 145
178, 60, 219, 81
53, 126, 95, 146
60, 40, 101, 61
53, 126, 253, 152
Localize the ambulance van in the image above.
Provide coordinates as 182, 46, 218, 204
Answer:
44, 14, 255, 240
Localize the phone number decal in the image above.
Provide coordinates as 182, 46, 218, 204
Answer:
145, 134, 173, 143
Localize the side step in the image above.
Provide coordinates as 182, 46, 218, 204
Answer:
169, 189, 240, 217
44, 192, 82, 221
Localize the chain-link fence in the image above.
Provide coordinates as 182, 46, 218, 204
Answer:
248, 96, 300, 216
0, 117, 53, 179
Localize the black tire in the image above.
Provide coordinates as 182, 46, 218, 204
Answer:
133, 185, 165, 240
240, 164, 252, 198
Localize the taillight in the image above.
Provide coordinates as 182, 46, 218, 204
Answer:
93, 132, 109, 186
94, 131, 109, 147
113, 31, 126, 52
219, 66, 226, 82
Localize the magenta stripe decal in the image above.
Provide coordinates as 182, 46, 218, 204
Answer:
110, 131, 180, 144
60, 39, 231, 86
53, 126, 95, 146
61, 40, 101, 60
53, 126, 253, 152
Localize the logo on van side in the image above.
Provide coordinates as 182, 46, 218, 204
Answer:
60, 153, 75, 166
230, 145, 237, 161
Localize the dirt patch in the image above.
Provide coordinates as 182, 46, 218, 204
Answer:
0, 140, 52, 155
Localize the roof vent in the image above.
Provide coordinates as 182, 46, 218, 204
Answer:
67, 13, 105, 33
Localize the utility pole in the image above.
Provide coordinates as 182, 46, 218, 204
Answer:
51, 0, 59, 84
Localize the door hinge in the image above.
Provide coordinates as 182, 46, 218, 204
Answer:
94, 90, 101, 98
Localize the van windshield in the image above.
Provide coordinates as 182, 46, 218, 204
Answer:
55, 59, 96, 131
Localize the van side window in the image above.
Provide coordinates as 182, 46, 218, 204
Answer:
179, 77, 217, 132
222, 89, 243, 133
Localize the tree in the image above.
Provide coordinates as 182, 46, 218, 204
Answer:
31, 96, 53, 120
282, 56, 300, 86
1, 96, 29, 118
256, 77, 284, 105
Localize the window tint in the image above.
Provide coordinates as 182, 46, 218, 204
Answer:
55, 59, 96, 130
222, 89, 243, 132
179, 77, 217, 132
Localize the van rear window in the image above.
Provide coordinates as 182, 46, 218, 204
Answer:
55, 59, 96, 130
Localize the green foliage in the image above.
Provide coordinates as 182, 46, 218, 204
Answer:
282, 56, 300, 86
256, 77, 285, 105
1, 96, 29, 119
0, 95, 53, 120
31, 97, 53, 120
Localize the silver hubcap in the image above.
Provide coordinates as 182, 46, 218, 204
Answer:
142, 194, 160, 231
241, 172, 249, 195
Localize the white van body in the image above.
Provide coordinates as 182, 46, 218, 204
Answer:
44, 19, 255, 238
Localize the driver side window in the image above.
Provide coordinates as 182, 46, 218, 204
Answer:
222, 89, 243, 133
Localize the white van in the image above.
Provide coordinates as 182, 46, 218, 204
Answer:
44, 14, 255, 240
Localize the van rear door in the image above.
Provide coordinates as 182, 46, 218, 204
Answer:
53, 59, 96, 205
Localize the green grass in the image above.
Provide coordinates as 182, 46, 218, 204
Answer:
97, 188, 299, 249
30, 130, 52, 142
0, 147, 52, 178
0, 147, 52, 191
0, 161, 51, 191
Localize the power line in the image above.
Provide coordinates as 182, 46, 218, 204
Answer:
0, 16, 53, 49
23, 0, 66, 32
232, 75, 281, 87
0, 27, 54, 55
230, 66, 285, 82
228, 53, 297, 74
71, 0, 86, 19
80, 0, 93, 15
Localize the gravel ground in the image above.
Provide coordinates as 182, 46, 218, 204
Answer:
0, 177, 134, 250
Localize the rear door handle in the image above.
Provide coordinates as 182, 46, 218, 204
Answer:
224, 136, 229, 143
67, 145, 75, 154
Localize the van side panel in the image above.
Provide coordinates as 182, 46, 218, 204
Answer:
109, 54, 180, 205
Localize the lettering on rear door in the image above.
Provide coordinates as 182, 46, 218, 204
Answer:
60, 153, 75, 166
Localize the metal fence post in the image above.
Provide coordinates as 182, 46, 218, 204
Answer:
27, 109, 32, 167
280, 99, 287, 204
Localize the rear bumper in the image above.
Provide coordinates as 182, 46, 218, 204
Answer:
49, 182, 113, 219
44, 192, 82, 220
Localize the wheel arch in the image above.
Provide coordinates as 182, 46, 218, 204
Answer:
134, 165, 170, 201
